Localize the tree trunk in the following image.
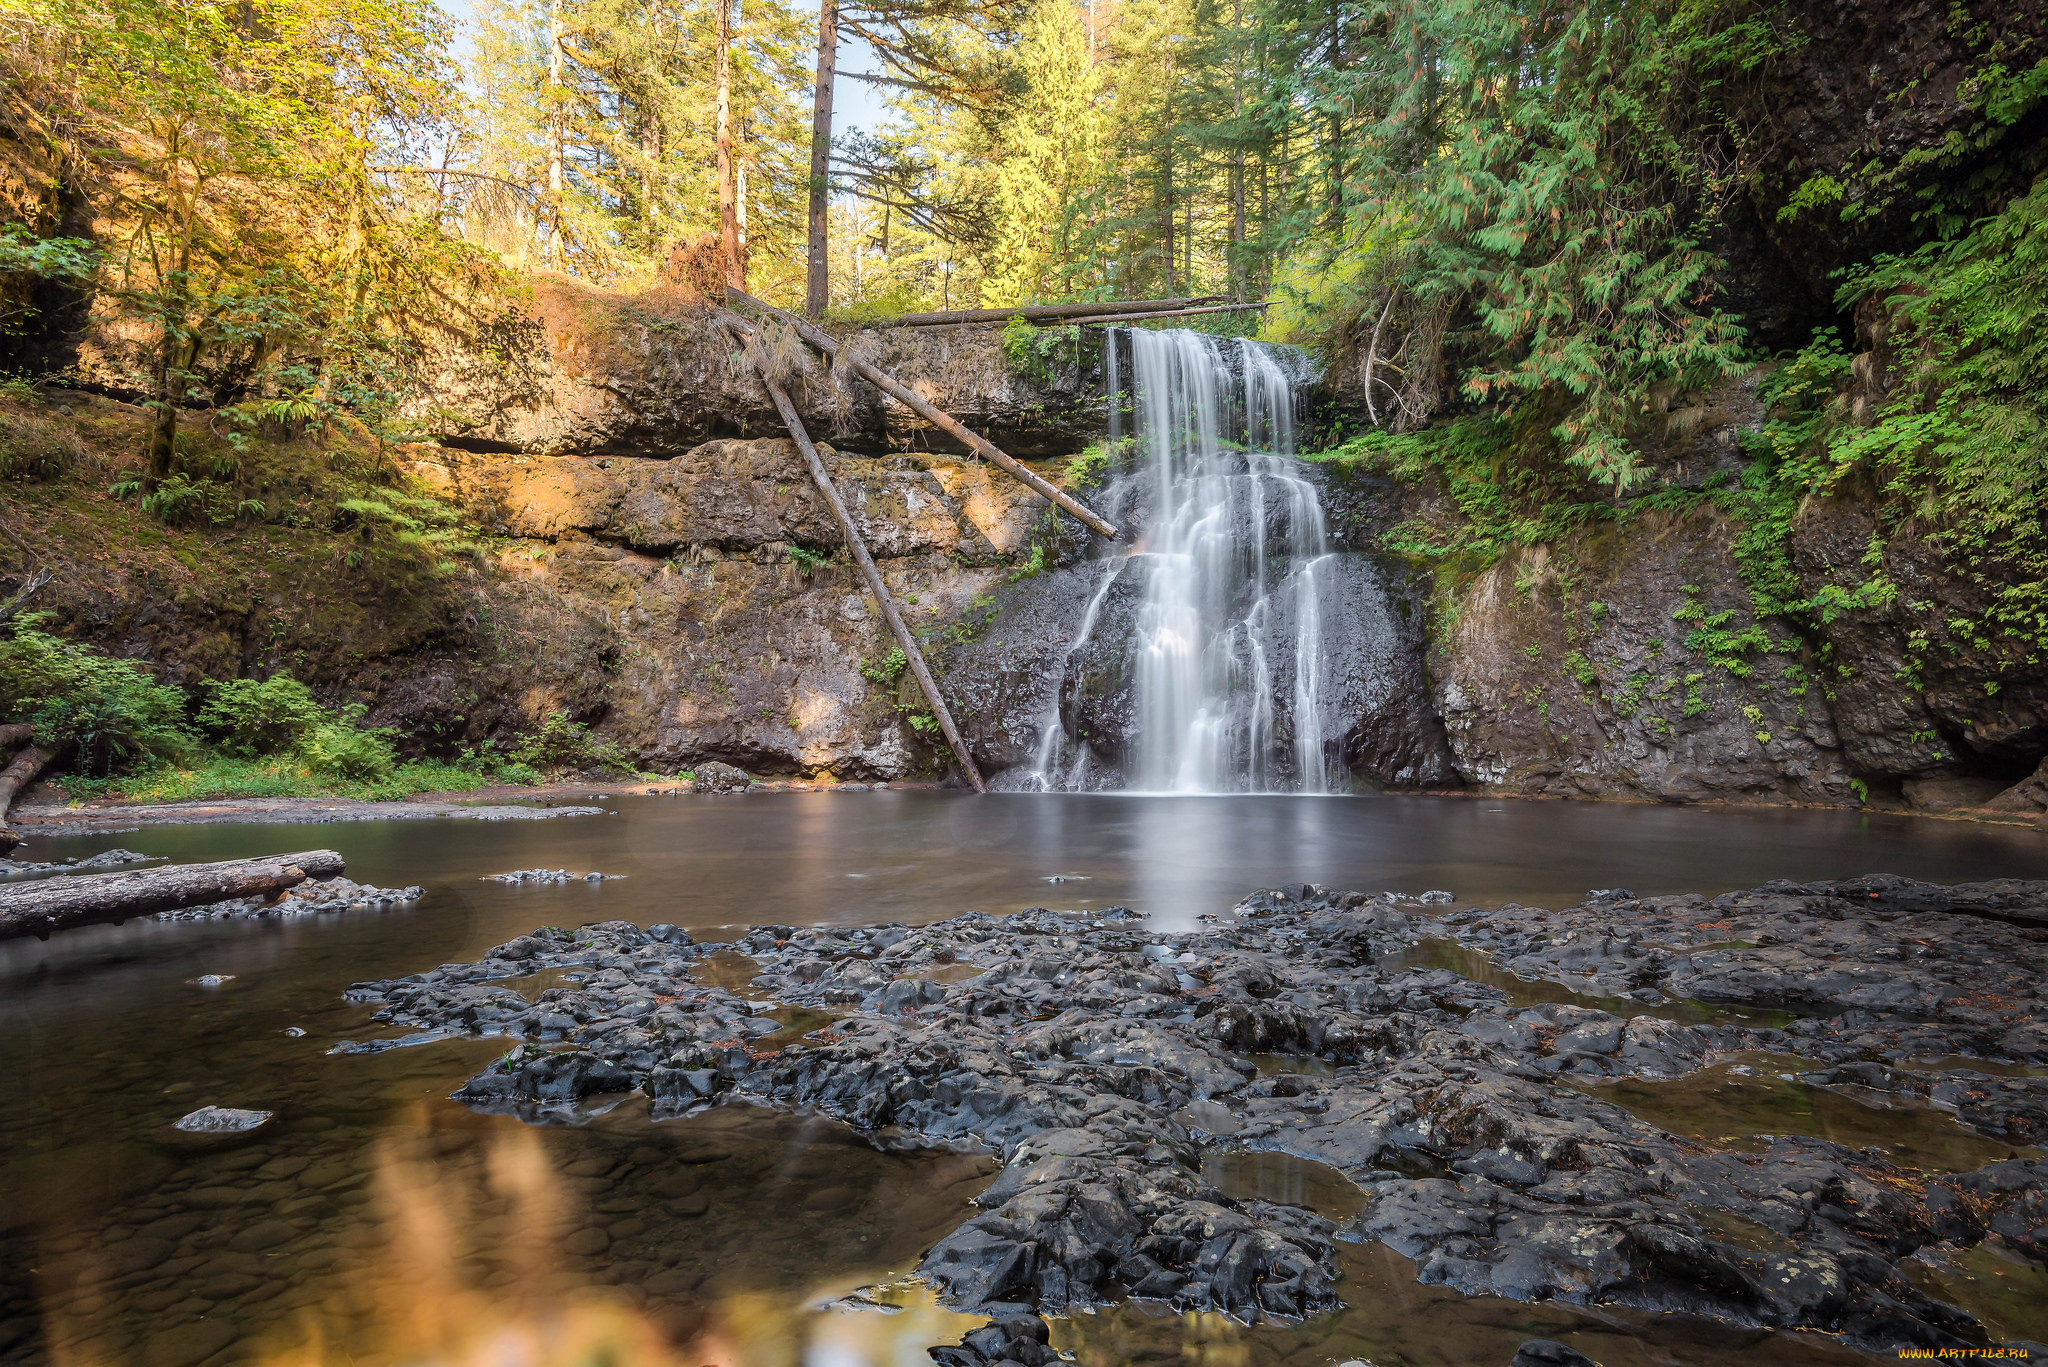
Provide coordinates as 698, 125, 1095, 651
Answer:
146, 330, 202, 485
804, 0, 838, 318
545, 0, 567, 269
1161, 138, 1176, 297
724, 321, 984, 792
1325, 16, 1343, 226
715, 0, 742, 287
1231, 0, 1246, 302
0, 850, 347, 940
0, 743, 58, 855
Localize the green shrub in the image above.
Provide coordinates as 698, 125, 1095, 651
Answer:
0, 619, 192, 773
860, 647, 908, 685
198, 674, 331, 756
297, 720, 398, 781
510, 709, 639, 776
1000, 318, 1083, 386
1062, 437, 1133, 492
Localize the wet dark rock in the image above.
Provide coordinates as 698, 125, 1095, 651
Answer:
347, 877, 2048, 1352
1, 848, 161, 878
944, 564, 1108, 778
691, 762, 755, 794
928, 1311, 1061, 1366
1509, 1341, 1599, 1367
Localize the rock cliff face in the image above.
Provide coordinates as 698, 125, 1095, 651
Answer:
1790, 490, 2048, 799
1706, 0, 2048, 348
1424, 514, 1856, 806
392, 437, 1052, 778
417, 283, 1106, 460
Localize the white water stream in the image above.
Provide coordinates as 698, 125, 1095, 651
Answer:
1026, 328, 1334, 793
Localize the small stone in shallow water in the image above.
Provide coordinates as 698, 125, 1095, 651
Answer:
154, 875, 422, 922
283, 1027, 306, 1038
1416, 890, 1454, 905
174, 1106, 272, 1134
484, 868, 623, 885
191, 974, 235, 988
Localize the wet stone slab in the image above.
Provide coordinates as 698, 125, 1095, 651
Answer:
342, 878, 2048, 1356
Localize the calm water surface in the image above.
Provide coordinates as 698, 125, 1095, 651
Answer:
2, 792, 2042, 1367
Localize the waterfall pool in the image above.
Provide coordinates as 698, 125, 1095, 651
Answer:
3, 791, 2042, 1366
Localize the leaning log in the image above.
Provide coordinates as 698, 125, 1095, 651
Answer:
722, 319, 987, 794
0, 850, 347, 941
0, 723, 32, 750
724, 290, 1121, 541
0, 740, 56, 855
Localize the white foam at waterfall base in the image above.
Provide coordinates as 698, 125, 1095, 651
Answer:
1026, 328, 1339, 794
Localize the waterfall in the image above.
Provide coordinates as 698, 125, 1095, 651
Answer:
1025, 328, 1337, 793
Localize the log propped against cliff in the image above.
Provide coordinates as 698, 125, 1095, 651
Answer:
721, 319, 988, 794
0, 850, 347, 941
723, 290, 1121, 542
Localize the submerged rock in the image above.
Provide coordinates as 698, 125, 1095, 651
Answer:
173, 1106, 272, 1133
344, 877, 2048, 1352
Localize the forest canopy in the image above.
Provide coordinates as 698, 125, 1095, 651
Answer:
1, 0, 2044, 492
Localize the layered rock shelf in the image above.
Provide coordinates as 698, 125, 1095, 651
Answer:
345, 876, 2048, 1356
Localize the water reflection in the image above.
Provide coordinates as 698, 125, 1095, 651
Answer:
10, 792, 2044, 953
5, 792, 2046, 1366
1053, 1242, 1876, 1367
8, 1095, 995, 1367
1582, 1064, 2045, 1172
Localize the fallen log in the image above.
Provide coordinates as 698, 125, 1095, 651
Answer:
877, 297, 1225, 328
0, 723, 32, 750
0, 849, 347, 941
1066, 302, 1271, 327
722, 318, 987, 794
0, 740, 57, 855
723, 291, 1121, 541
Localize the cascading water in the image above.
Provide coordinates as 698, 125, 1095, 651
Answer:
1025, 328, 1339, 793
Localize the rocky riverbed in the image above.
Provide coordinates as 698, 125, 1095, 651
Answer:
342, 876, 2048, 1358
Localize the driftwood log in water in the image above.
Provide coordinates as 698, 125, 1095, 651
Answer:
723, 319, 988, 793
0, 739, 57, 855
0, 849, 346, 939
724, 290, 1121, 541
